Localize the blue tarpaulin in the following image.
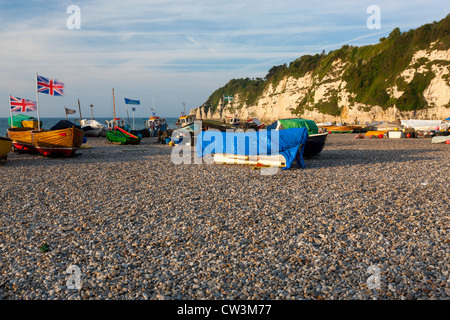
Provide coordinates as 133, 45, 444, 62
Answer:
196, 127, 308, 169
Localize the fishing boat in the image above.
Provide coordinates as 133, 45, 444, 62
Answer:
0, 136, 13, 160
176, 114, 196, 128
267, 118, 328, 157
75, 118, 106, 137
31, 125, 85, 157
400, 119, 450, 131
105, 118, 129, 131
144, 116, 167, 137
106, 88, 141, 145
7, 127, 36, 152
224, 116, 241, 126
369, 121, 403, 131
106, 126, 141, 145
317, 124, 354, 133
242, 118, 265, 130
74, 102, 107, 137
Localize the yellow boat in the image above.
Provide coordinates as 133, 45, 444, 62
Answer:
318, 125, 354, 133
31, 126, 85, 157
0, 136, 13, 160
7, 127, 36, 152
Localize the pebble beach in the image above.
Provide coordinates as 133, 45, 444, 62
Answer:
0, 134, 448, 300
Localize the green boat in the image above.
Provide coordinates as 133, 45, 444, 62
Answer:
267, 118, 328, 157
106, 127, 141, 145
106, 88, 141, 145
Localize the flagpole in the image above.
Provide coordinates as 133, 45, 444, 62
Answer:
9, 95, 13, 128
65, 106, 68, 120
133, 109, 135, 131
126, 106, 130, 130
35, 72, 41, 131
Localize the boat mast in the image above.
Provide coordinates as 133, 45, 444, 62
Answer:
78, 99, 82, 122
112, 88, 116, 130
90, 104, 94, 119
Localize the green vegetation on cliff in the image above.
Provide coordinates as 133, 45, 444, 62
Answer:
199, 14, 450, 117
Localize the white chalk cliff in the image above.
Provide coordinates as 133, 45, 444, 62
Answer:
192, 30, 450, 124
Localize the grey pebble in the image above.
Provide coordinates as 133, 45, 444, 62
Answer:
0, 135, 448, 300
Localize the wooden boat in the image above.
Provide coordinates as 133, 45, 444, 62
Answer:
214, 153, 286, 168
318, 125, 354, 133
7, 127, 36, 152
31, 126, 85, 157
0, 136, 13, 160
106, 126, 141, 145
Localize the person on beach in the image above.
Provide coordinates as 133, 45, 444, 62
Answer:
150, 121, 155, 137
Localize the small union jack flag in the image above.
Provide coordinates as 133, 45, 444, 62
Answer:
37, 75, 64, 96
10, 96, 37, 112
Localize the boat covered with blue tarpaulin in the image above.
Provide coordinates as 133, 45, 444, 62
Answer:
196, 127, 308, 169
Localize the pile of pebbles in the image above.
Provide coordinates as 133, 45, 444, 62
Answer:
0, 134, 448, 300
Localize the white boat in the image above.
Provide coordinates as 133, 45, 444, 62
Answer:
73, 101, 107, 137
224, 116, 240, 126
145, 116, 167, 128
75, 118, 107, 137
105, 118, 129, 131
400, 119, 450, 131
176, 114, 196, 128
369, 121, 403, 131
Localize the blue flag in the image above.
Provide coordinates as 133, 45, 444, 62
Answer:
124, 98, 140, 105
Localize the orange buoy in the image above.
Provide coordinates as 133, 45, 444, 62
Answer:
406, 133, 411, 138
378, 134, 383, 139
446, 140, 450, 145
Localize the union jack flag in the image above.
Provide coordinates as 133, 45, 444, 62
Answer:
10, 96, 37, 112
37, 75, 64, 96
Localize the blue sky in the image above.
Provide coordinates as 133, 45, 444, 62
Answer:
0, 0, 448, 118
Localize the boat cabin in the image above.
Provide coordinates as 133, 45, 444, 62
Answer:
145, 116, 167, 130
176, 114, 196, 128
105, 118, 128, 131
225, 117, 240, 126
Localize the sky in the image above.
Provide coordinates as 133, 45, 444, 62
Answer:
0, 0, 449, 118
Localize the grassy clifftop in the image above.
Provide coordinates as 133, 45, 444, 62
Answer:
199, 14, 450, 117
